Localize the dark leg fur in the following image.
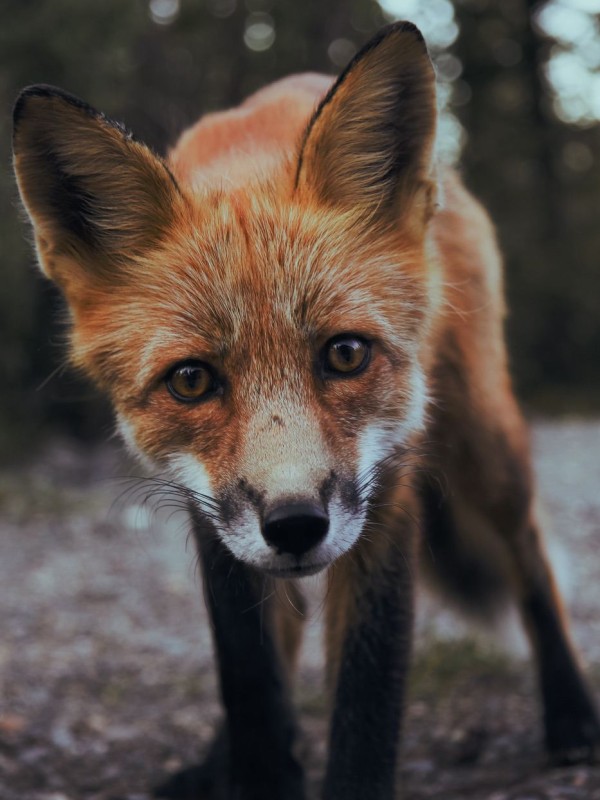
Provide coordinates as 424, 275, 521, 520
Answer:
421, 478, 511, 617
524, 586, 600, 763
424, 399, 600, 764
156, 518, 306, 800
323, 499, 417, 800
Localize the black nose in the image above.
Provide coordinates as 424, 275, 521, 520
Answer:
262, 502, 329, 557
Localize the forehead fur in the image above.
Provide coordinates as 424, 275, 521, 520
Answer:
70, 186, 428, 396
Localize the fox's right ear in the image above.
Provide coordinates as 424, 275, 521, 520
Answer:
295, 22, 437, 234
13, 85, 185, 295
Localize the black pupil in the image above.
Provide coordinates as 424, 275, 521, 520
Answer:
335, 341, 360, 366
179, 366, 204, 391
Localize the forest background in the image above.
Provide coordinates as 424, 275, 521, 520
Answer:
2, 0, 599, 457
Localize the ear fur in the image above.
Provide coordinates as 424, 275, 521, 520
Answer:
295, 22, 437, 231
13, 85, 184, 290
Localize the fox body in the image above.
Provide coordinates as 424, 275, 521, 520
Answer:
13, 22, 600, 800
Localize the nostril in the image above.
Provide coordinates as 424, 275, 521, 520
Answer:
262, 502, 329, 557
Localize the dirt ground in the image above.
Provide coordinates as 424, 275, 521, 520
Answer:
1, 419, 600, 800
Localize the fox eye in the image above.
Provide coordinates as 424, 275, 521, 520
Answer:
166, 361, 218, 402
323, 335, 371, 376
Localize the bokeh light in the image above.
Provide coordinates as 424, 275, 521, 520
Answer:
377, 0, 458, 48
328, 38, 358, 68
148, 0, 180, 26
207, 0, 237, 18
536, 1, 600, 124
244, 12, 276, 52
376, 0, 463, 162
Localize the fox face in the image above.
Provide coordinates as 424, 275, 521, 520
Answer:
13, 23, 437, 576
116, 198, 430, 577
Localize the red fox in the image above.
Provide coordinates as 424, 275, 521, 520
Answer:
13, 21, 600, 800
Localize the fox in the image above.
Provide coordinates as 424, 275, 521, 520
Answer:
12, 20, 600, 800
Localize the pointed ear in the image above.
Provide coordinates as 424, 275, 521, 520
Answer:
295, 22, 437, 232
13, 85, 185, 293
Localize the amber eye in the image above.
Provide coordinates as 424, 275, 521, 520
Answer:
166, 362, 218, 402
324, 336, 371, 376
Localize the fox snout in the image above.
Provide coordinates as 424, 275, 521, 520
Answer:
207, 459, 366, 577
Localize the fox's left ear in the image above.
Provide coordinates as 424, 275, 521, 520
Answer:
296, 22, 437, 233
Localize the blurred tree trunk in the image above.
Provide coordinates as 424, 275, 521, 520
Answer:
453, 0, 600, 401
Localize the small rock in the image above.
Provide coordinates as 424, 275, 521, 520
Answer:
0, 713, 26, 735
162, 756, 183, 772
37, 794, 71, 800
572, 770, 589, 787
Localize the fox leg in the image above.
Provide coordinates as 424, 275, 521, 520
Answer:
155, 521, 306, 800
322, 488, 418, 800
517, 521, 600, 762
423, 391, 600, 764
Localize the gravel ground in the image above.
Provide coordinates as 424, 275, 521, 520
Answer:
1, 419, 600, 800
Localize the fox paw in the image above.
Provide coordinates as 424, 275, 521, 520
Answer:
154, 761, 227, 800
154, 728, 228, 800
547, 716, 600, 766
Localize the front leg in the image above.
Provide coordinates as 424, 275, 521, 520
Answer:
195, 525, 306, 800
323, 502, 416, 800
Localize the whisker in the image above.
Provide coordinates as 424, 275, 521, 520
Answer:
243, 588, 275, 615
282, 583, 304, 617
107, 474, 222, 531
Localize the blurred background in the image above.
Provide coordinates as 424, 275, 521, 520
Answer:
2, 0, 600, 459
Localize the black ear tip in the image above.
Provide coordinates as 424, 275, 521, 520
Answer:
14, 85, 48, 129
345, 21, 428, 73
13, 84, 98, 132
394, 20, 425, 38
384, 20, 427, 48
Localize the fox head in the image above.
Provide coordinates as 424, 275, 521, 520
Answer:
13, 22, 437, 577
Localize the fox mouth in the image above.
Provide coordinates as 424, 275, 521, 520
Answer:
263, 561, 330, 579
